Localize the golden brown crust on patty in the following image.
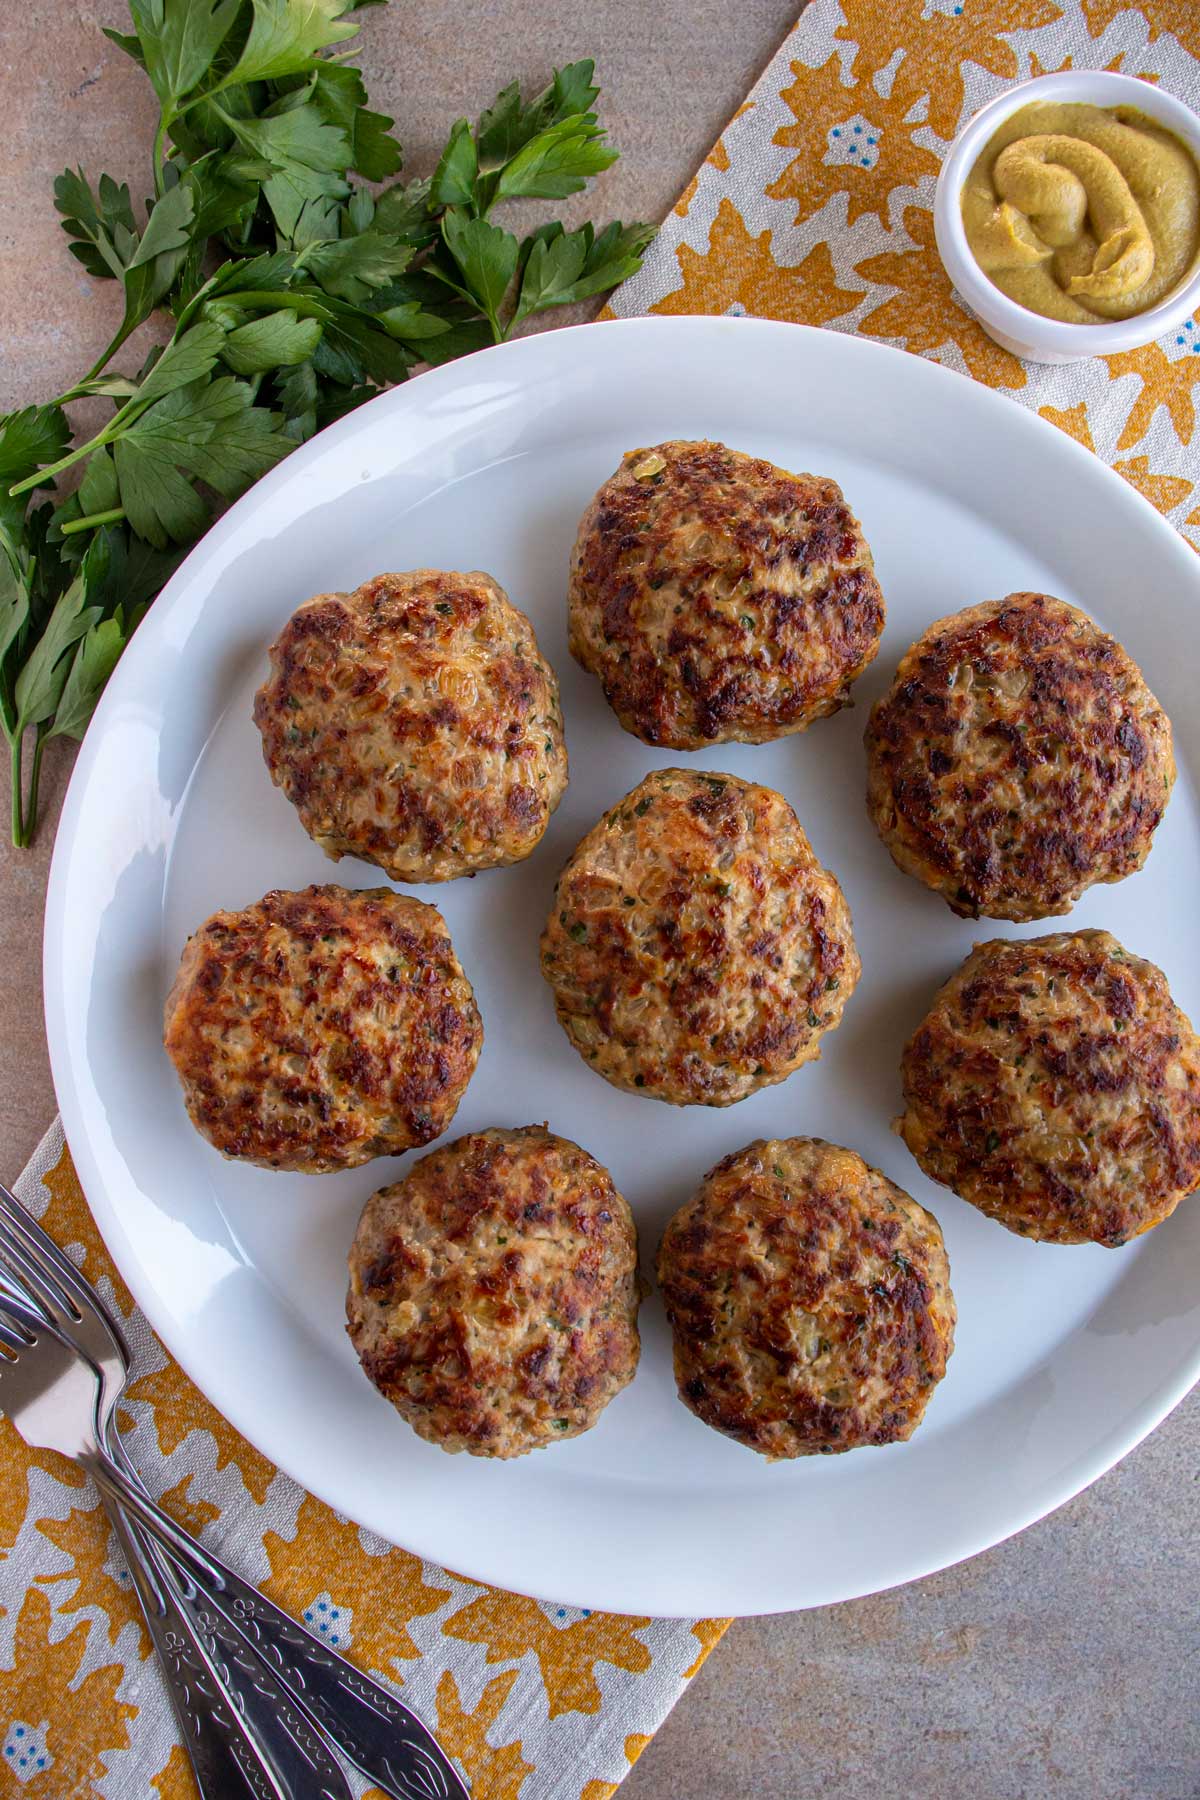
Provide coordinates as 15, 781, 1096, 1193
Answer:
899, 931, 1200, 1247
163, 884, 481, 1172
657, 1137, 955, 1458
540, 769, 860, 1107
865, 593, 1175, 921
346, 1126, 641, 1456
254, 569, 567, 883
568, 440, 885, 749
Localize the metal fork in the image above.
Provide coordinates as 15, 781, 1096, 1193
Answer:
0, 1193, 308, 1800
0, 1181, 468, 1800
0, 1284, 353, 1800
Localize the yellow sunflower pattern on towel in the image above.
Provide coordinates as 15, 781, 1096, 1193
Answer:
609, 0, 1200, 549
0, 1132, 724, 1798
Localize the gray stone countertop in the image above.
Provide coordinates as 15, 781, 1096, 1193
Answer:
1, 4, 1196, 1795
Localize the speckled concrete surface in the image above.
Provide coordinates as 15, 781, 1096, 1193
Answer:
1, 6, 1197, 1797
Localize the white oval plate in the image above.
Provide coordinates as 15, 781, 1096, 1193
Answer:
45, 317, 1200, 1617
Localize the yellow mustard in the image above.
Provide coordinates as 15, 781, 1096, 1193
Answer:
961, 100, 1200, 323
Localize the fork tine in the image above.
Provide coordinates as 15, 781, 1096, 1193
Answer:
0, 1286, 50, 1339
0, 1311, 34, 1352
0, 1225, 80, 1333
0, 1181, 88, 1326
0, 1288, 45, 1359
0, 1233, 72, 1326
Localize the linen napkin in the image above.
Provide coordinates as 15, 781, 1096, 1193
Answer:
5, 0, 1200, 1792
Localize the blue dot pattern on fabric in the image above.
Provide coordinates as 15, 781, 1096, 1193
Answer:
829, 119, 874, 169
3, 1721, 51, 1779
304, 1598, 343, 1645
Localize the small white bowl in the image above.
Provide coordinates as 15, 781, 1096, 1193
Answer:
933, 70, 1200, 364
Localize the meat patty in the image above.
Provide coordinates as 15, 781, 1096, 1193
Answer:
540, 769, 860, 1106
657, 1137, 955, 1458
254, 569, 568, 883
568, 440, 885, 748
163, 884, 482, 1172
899, 930, 1200, 1247
346, 1125, 642, 1456
865, 592, 1174, 920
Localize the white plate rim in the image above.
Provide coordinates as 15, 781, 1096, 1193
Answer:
42, 314, 1200, 1616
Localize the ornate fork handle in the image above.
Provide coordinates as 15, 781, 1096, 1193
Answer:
220, 1592, 459, 1800
94, 1437, 469, 1800
104, 1496, 344, 1800
158, 1568, 352, 1800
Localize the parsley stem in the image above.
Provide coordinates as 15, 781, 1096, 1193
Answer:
152, 116, 170, 201
171, 88, 219, 125
8, 423, 121, 498
50, 371, 136, 408
61, 507, 126, 537
48, 321, 140, 406
208, 289, 331, 319
23, 728, 46, 847
9, 731, 23, 850
83, 319, 138, 384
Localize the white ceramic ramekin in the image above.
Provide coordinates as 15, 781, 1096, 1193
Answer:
933, 70, 1200, 364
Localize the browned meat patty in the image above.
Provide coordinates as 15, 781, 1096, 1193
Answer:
254, 569, 567, 883
568, 439, 885, 748
163, 884, 481, 1172
540, 768, 860, 1106
657, 1137, 955, 1458
865, 592, 1174, 921
899, 930, 1200, 1247
346, 1125, 641, 1456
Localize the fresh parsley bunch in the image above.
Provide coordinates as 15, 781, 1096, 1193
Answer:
1, 0, 652, 846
